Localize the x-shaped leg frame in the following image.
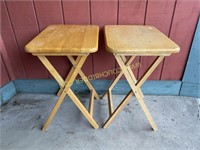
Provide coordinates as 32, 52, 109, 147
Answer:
102, 54, 164, 131
37, 55, 99, 131
57, 56, 100, 100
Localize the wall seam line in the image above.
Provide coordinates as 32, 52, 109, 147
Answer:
89, 0, 94, 74
32, 0, 40, 32
61, 0, 65, 24
137, 0, 148, 79
4, 0, 28, 78
160, 0, 177, 80
115, 0, 120, 78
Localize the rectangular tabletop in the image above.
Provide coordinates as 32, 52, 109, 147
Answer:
25, 25, 99, 55
104, 25, 180, 56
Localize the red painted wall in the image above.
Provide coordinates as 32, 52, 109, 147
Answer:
0, 52, 10, 86
0, 35, 14, 86
1, 0, 200, 84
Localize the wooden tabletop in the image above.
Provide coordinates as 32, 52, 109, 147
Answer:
25, 25, 99, 55
104, 25, 180, 56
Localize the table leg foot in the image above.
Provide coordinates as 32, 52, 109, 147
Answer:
57, 88, 63, 96
101, 92, 107, 100
68, 89, 99, 129
135, 93, 158, 131
41, 126, 48, 132
102, 120, 111, 129
103, 90, 133, 128
152, 127, 158, 131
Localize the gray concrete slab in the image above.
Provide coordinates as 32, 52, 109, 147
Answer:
0, 93, 200, 150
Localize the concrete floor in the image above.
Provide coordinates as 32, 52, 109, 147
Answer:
0, 93, 200, 150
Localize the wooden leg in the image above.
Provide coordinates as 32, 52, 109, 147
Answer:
57, 67, 74, 96
108, 89, 113, 116
38, 56, 65, 88
57, 57, 80, 96
111, 56, 165, 105
68, 89, 99, 129
136, 56, 164, 88
104, 87, 158, 131
68, 56, 100, 100
115, 55, 162, 131
89, 90, 95, 116
57, 56, 100, 100
38, 56, 66, 131
103, 55, 164, 130
57, 87, 63, 96
103, 90, 134, 128
42, 89, 67, 131
121, 56, 144, 98
133, 89, 158, 131
102, 56, 135, 99
38, 55, 98, 131
101, 71, 123, 99
61, 56, 87, 93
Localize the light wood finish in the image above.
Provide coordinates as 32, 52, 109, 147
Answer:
103, 25, 180, 130
136, 56, 164, 88
101, 56, 135, 99
121, 56, 143, 98
42, 84, 66, 131
67, 89, 98, 129
62, 56, 87, 93
108, 56, 164, 118
56, 56, 79, 96
32, 53, 89, 56
101, 55, 143, 113
103, 90, 134, 129
108, 90, 113, 116
56, 57, 79, 96
89, 90, 95, 116
104, 25, 180, 55
57, 56, 100, 100
103, 55, 158, 131
38, 56, 65, 88
25, 25, 99, 54
101, 71, 123, 99
39, 55, 99, 131
25, 25, 100, 131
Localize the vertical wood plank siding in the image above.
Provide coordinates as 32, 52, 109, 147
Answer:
161, 0, 200, 80
91, 0, 118, 79
118, 0, 147, 78
34, 0, 69, 78
5, 0, 49, 78
1, 0, 26, 79
1, 0, 200, 86
139, 0, 176, 80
